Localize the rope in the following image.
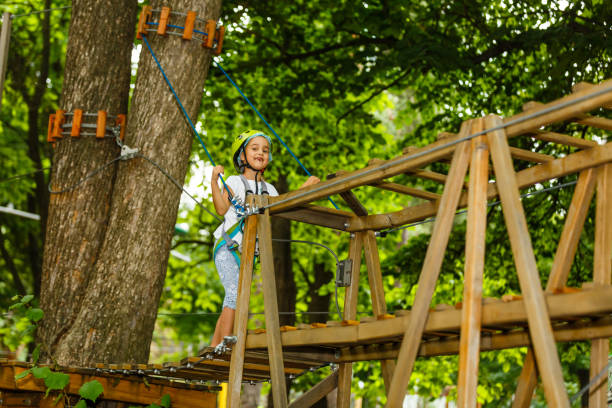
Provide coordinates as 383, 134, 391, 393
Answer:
262, 82, 612, 211
141, 35, 233, 199
213, 60, 340, 210
11, 6, 71, 18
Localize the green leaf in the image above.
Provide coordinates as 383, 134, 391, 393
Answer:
14, 369, 31, 380
148, 404, 161, 408
74, 399, 87, 408
32, 366, 52, 379
11, 294, 20, 301
8, 302, 23, 310
43, 371, 70, 392
53, 393, 64, 406
160, 394, 171, 408
26, 308, 44, 322
31, 344, 41, 364
79, 380, 104, 402
21, 295, 34, 304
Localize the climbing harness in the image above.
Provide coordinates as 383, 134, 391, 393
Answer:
213, 174, 270, 267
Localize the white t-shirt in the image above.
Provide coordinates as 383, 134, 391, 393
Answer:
213, 175, 279, 246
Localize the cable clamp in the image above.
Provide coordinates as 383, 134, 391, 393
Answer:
120, 144, 139, 161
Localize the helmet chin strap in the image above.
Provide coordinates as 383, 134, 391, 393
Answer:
242, 149, 262, 195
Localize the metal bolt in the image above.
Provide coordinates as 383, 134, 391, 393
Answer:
343, 222, 350, 229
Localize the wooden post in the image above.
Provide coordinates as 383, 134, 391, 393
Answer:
289, 370, 339, 408
486, 114, 569, 407
0, 12, 12, 106
257, 197, 288, 408
385, 121, 473, 408
363, 230, 396, 391
456, 119, 488, 408
227, 197, 259, 408
589, 163, 611, 407
337, 232, 364, 408
512, 168, 597, 407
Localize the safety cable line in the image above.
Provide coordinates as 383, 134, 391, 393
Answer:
48, 157, 122, 194
141, 35, 233, 199
377, 180, 579, 237
273, 238, 342, 318
212, 60, 340, 210
570, 358, 612, 404
11, 5, 71, 18
0, 167, 50, 184
262, 83, 612, 211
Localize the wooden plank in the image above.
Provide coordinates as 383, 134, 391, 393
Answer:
245, 285, 612, 349
369, 181, 441, 201
228, 198, 259, 408
274, 205, 354, 230
351, 142, 612, 232
530, 130, 598, 149
0, 365, 216, 408
289, 371, 338, 408
457, 123, 489, 408
512, 167, 597, 408
508, 147, 553, 163
589, 163, 611, 408
573, 82, 612, 109
0, 13, 11, 108
486, 114, 569, 407
337, 232, 364, 408
327, 172, 368, 216
334, 317, 612, 360
385, 128, 472, 408
257, 199, 288, 408
506, 80, 612, 137
363, 230, 396, 391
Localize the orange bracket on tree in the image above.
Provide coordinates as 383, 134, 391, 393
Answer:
136, 6, 224, 55
47, 110, 126, 143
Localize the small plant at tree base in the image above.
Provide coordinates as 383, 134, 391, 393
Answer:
8, 295, 105, 407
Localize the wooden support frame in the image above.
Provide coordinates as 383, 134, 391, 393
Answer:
257, 197, 289, 408
363, 230, 396, 392
486, 114, 569, 407
337, 232, 364, 408
289, 370, 338, 408
512, 167, 598, 407
457, 120, 488, 408
385, 122, 473, 408
589, 163, 611, 407
228, 198, 259, 408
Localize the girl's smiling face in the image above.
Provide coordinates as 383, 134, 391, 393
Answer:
241, 136, 270, 171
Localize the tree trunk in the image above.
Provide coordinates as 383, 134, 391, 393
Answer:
39, 0, 222, 365
39, 0, 138, 364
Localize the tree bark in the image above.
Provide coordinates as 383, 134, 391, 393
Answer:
39, 0, 138, 364
40, 0, 222, 365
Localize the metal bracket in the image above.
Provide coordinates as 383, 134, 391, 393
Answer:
336, 259, 353, 287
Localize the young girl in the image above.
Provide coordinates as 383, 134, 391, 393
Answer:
210, 130, 319, 346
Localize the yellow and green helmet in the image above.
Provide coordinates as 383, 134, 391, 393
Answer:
231, 129, 273, 172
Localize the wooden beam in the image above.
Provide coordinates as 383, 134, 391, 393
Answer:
573, 82, 612, 109
350, 142, 612, 232
0, 13, 11, 108
0, 365, 217, 408
257, 198, 288, 408
457, 122, 488, 408
337, 232, 364, 408
327, 173, 368, 216
245, 285, 612, 349
274, 205, 354, 231
486, 114, 569, 407
228, 199, 259, 408
334, 317, 612, 361
530, 130, 598, 149
369, 181, 441, 201
385, 125, 472, 408
589, 163, 612, 408
512, 168, 597, 408
289, 371, 338, 408
363, 230, 396, 392
508, 80, 612, 136
524, 101, 612, 131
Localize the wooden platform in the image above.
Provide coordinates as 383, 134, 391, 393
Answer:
0, 360, 219, 408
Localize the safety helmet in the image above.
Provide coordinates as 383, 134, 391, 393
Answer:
231, 129, 273, 172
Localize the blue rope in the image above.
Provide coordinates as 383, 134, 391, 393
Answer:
213, 60, 340, 210
141, 35, 239, 208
